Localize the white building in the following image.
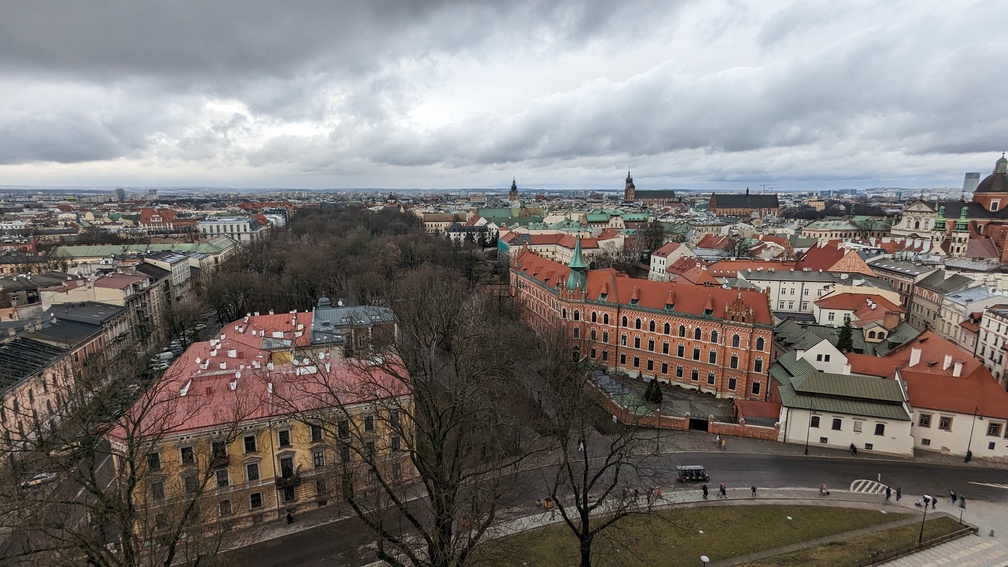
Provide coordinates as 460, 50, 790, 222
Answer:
648, 242, 695, 282
197, 217, 268, 242
736, 269, 839, 315
976, 305, 1008, 388
936, 286, 1006, 346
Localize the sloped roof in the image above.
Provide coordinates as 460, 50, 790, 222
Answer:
815, 293, 901, 313
900, 368, 1008, 419
710, 193, 780, 210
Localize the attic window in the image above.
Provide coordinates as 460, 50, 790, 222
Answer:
629, 297, 639, 306
703, 308, 714, 316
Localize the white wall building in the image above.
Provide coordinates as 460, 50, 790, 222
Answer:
197, 217, 267, 242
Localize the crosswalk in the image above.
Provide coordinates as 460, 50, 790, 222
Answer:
968, 481, 1008, 490
850, 479, 890, 494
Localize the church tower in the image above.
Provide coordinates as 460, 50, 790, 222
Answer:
566, 235, 588, 293
508, 178, 519, 207
624, 170, 636, 202
950, 205, 970, 257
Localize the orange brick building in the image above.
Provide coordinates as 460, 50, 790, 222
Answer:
511, 240, 775, 400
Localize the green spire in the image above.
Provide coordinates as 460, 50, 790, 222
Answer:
955, 205, 969, 232
566, 235, 588, 291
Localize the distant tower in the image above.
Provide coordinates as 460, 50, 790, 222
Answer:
963, 172, 981, 194
624, 170, 636, 202
148, 188, 157, 201
508, 178, 519, 207
115, 188, 125, 202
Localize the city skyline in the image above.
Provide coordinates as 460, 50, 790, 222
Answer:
1, 1, 1004, 191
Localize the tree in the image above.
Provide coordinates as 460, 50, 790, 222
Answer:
643, 378, 663, 404
726, 235, 754, 259
278, 267, 539, 567
639, 221, 666, 253
837, 319, 854, 353
162, 295, 208, 349
535, 332, 658, 567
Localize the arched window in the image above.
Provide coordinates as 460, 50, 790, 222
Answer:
603, 313, 610, 325
914, 220, 920, 229
635, 318, 642, 330
732, 334, 740, 348
694, 327, 702, 340
664, 322, 671, 335
755, 337, 765, 351
649, 321, 656, 332
573, 310, 580, 321
622, 316, 628, 327
868, 330, 876, 339
591, 312, 597, 323
878, 331, 886, 339
562, 308, 567, 319
678, 325, 686, 337
710, 330, 719, 344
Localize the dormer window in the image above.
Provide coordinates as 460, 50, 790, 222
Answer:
992, 200, 1000, 212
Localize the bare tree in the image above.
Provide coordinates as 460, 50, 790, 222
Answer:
276, 266, 539, 567
1, 348, 257, 567
163, 295, 208, 349
537, 330, 657, 567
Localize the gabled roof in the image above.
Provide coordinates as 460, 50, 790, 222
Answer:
815, 292, 901, 313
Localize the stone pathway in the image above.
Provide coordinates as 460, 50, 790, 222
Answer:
875, 534, 1008, 567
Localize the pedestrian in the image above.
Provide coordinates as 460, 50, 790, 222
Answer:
719, 482, 727, 499
656, 486, 662, 500
702, 484, 708, 500
716, 434, 721, 445
877, 473, 882, 483
850, 443, 857, 456
931, 495, 936, 509
720, 438, 726, 451
885, 486, 891, 501
578, 440, 584, 452
950, 490, 957, 504
751, 485, 757, 497
896, 487, 902, 501
286, 511, 293, 524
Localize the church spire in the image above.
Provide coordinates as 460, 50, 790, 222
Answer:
566, 235, 588, 291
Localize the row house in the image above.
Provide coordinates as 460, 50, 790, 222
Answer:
108, 310, 413, 533
907, 270, 976, 332
736, 268, 838, 316
975, 305, 1008, 389
197, 217, 268, 242
935, 286, 1005, 346
865, 258, 938, 312
511, 241, 774, 401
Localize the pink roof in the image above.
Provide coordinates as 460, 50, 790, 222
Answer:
815, 293, 901, 312
652, 242, 683, 258
94, 274, 145, 290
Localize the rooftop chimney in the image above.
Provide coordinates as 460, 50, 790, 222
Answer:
953, 362, 963, 377
909, 347, 922, 368
943, 354, 952, 371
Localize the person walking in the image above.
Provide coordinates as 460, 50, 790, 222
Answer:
751, 485, 757, 497
885, 486, 891, 501
701, 484, 709, 500
931, 495, 937, 509
950, 490, 957, 504
877, 473, 882, 483
850, 443, 857, 456
719, 482, 727, 499
896, 487, 902, 501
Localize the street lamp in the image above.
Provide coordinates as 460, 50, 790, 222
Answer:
959, 495, 966, 525
700, 555, 709, 567
965, 406, 980, 463
918, 495, 930, 544
656, 408, 661, 452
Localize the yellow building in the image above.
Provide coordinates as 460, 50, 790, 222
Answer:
108, 310, 412, 532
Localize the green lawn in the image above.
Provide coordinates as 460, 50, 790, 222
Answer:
736, 516, 966, 566
473, 505, 912, 567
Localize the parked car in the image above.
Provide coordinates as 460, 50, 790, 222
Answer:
20, 472, 58, 491
194, 323, 207, 331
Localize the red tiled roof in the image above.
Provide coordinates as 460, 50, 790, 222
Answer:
900, 369, 1008, 419
514, 250, 772, 325
815, 293, 901, 313
848, 331, 985, 382
696, 234, 732, 250
140, 208, 176, 224
706, 259, 796, 277
94, 274, 145, 290
653, 242, 684, 258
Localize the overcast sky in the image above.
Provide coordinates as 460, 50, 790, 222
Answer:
0, 1, 1004, 192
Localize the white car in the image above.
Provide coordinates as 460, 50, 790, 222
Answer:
20, 472, 58, 491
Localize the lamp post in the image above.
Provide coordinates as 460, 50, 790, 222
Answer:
965, 406, 979, 463
656, 408, 661, 452
958, 495, 966, 525
700, 555, 709, 567
804, 402, 816, 456
918, 495, 930, 544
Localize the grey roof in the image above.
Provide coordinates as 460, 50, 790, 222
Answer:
135, 263, 172, 280
771, 351, 911, 421
866, 258, 936, 278
944, 286, 1004, 307
311, 298, 396, 345
916, 270, 975, 294
0, 337, 68, 394
47, 302, 127, 325
738, 269, 839, 282
773, 318, 920, 357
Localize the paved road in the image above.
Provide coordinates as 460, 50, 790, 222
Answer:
216, 439, 1008, 567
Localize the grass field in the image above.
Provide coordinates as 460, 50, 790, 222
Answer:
471, 505, 948, 567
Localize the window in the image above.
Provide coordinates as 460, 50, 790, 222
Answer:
365, 441, 376, 460
810, 416, 820, 428
338, 420, 350, 438
679, 325, 686, 337
710, 330, 718, 344
730, 354, 739, 369
708, 350, 717, 364
646, 359, 654, 371
648, 339, 654, 352
921, 438, 931, 446
621, 334, 628, 346
632, 356, 640, 368
180, 446, 195, 466
155, 513, 168, 530
391, 436, 401, 452
278, 430, 291, 447
602, 350, 608, 361
604, 313, 610, 325
622, 316, 628, 327
635, 318, 641, 330
676, 365, 683, 378
819, 437, 828, 444
662, 342, 669, 355
219, 500, 232, 517
246, 462, 260, 481
313, 450, 326, 468
988, 423, 1002, 437
864, 443, 874, 451
316, 479, 328, 496
573, 327, 580, 339
706, 372, 715, 385
692, 347, 700, 361
573, 310, 580, 321
250, 492, 263, 509
150, 481, 165, 501
939, 416, 952, 431
874, 423, 885, 436
691, 368, 699, 381
677, 344, 685, 357
340, 444, 351, 463
649, 321, 656, 332
634, 336, 641, 349
754, 358, 764, 373
311, 424, 323, 442
244, 435, 257, 453
853, 421, 863, 433
694, 328, 702, 340
216, 469, 229, 488
661, 362, 668, 374
590, 328, 596, 341
620, 353, 626, 364
752, 382, 761, 395
828, 312, 835, 322
364, 415, 375, 432
280, 457, 295, 478
183, 475, 198, 494
147, 452, 161, 471
918, 414, 931, 427
831, 418, 842, 431
868, 331, 876, 339
663, 322, 670, 334
602, 331, 609, 343
728, 377, 737, 390
732, 335, 740, 348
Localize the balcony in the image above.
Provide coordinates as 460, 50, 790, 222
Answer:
275, 473, 301, 489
